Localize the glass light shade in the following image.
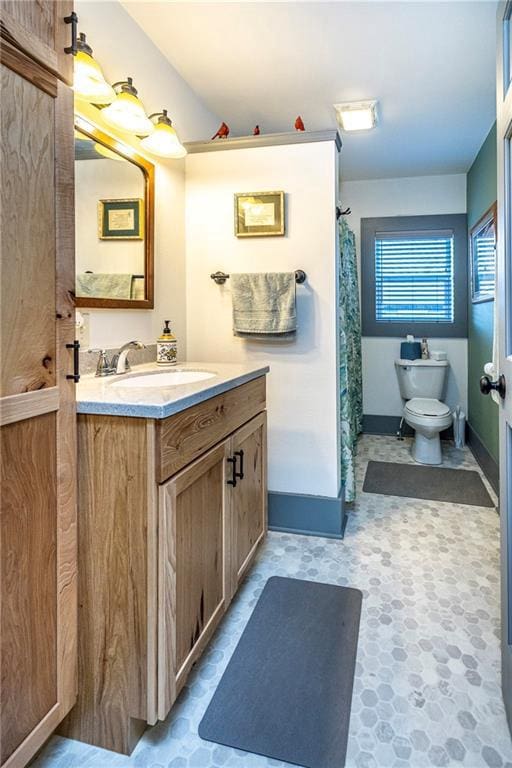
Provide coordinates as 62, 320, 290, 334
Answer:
140, 120, 187, 158
101, 91, 154, 136
73, 50, 115, 104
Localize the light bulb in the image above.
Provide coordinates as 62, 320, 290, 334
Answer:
101, 78, 154, 136
140, 111, 187, 158
73, 33, 115, 104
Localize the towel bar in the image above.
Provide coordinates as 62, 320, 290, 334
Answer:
210, 270, 306, 285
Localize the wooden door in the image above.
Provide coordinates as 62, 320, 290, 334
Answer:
158, 441, 231, 720
0, 21, 76, 768
229, 413, 267, 599
0, 0, 74, 85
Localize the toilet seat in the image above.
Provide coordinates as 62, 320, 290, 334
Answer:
405, 398, 450, 418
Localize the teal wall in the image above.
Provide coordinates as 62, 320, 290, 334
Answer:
467, 122, 498, 463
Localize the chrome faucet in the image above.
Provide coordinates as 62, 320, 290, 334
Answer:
111, 340, 146, 375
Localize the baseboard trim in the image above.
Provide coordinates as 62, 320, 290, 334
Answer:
363, 414, 454, 440
268, 490, 347, 540
466, 423, 499, 496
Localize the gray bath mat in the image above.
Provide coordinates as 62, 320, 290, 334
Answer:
363, 460, 494, 507
198, 576, 362, 768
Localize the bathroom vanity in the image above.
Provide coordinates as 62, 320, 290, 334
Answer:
61, 363, 268, 754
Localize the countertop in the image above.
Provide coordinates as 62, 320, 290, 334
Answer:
76, 362, 269, 419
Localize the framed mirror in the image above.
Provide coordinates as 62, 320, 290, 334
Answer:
74, 122, 154, 309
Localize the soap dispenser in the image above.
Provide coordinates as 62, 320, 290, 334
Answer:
157, 320, 177, 366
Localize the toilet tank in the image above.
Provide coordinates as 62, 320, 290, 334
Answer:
394, 359, 449, 400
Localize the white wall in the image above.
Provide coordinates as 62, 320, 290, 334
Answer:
185, 140, 340, 498
75, 0, 220, 349
340, 174, 468, 416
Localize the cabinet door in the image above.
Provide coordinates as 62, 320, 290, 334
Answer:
158, 441, 231, 720
0, 51, 76, 768
0, 0, 74, 84
230, 413, 267, 598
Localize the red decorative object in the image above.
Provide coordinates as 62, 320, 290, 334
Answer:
294, 116, 305, 132
211, 121, 230, 139
253, 125, 260, 135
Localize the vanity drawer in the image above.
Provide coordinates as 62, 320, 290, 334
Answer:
155, 376, 266, 483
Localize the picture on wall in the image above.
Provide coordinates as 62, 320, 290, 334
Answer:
470, 202, 496, 303
98, 198, 144, 240
234, 191, 285, 237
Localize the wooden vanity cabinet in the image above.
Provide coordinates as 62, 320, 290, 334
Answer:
157, 411, 267, 721
63, 378, 267, 754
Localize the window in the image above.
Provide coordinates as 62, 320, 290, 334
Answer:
470, 203, 496, 303
361, 214, 468, 338
375, 231, 454, 324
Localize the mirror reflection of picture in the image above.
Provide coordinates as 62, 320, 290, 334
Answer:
98, 198, 144, 240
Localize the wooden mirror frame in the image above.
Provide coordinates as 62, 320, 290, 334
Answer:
74, 121, 155, 309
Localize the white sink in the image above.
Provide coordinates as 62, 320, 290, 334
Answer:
110, 370, 216, 389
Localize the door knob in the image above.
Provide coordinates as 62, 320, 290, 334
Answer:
480, 374, 506, 399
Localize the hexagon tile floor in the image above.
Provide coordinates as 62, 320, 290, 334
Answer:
34, 435, 511, 768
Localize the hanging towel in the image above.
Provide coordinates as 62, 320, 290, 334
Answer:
231, 272, 296, 337
76, 273, 133, 300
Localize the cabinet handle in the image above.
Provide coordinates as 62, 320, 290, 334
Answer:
64, 11, 78, 55
234, 449, 244, 480
66, 340, 80, 382
227, 456, 237, 487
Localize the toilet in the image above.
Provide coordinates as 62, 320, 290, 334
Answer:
394, 358, 452, 465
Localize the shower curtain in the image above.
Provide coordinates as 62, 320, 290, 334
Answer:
338, 217, 363, 502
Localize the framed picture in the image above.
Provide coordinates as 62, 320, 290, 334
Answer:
234, 191, 285, 237
470, 202, 497, 303
98, 198, 144, 240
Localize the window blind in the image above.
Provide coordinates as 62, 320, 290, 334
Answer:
375, 231, 454, 324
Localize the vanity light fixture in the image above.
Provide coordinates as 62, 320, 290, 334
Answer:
140, 110, 187, 158
334, 100, 378, 132
73, 33, 116, 104
101, 78, 154, 136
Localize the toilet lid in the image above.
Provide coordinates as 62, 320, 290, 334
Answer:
405, 398, 450, 417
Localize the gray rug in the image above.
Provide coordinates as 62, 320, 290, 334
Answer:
199, 576, 362, 768
363, 460, 494, 507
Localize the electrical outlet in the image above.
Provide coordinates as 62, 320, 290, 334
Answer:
75, 311, 90, 349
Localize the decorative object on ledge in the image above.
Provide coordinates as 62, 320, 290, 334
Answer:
294, 116, 305, 131
470, 202, 497, 303
185, 130, 341, 154
141, 110, 187, 158
211, 270, 306, 285
101, 77, 154, 136
98, 198, 144, 240
212, 121, 230, 139
234, 191, 285, 237
253, 125, 260, 135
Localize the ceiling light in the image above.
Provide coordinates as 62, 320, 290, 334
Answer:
73, 33, 115, 104
334, 100, 378, 132
101, 78, 154, 136
140, 110, 187, 158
